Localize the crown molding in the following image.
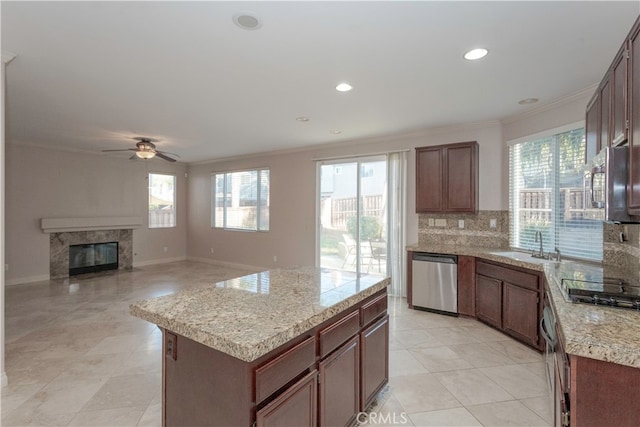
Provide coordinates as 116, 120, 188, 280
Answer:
500, 84, 598, 125
189, 119, 502, 166
2, 51, 17, 65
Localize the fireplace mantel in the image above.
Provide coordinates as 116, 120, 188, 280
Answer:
41, 216, 142, 233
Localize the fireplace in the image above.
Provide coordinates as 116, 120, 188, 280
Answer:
69, 241, 119, 276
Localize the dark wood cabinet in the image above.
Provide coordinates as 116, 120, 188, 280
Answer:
161, 289, 388, 427
628, 19, 640, 214
475, 274, 502, 329
257, 370, 318, 427
319, 336, 360, 427
502, 282, 539, 348
611, 45, 629, 146
475, 260, 542, 350
457, 255, 476, 317
415, 141, 478, 213
600, 75, 611, 148
585, 91, 600, 163
360, 315, 389, 410
415, 147, 443, 212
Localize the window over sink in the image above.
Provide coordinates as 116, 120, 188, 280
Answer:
509, 123, 603, 261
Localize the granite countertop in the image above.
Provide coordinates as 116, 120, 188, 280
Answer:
129, 266, 390, 363
408, 243, 640, 369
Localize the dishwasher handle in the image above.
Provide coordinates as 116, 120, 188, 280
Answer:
412, 253, 457, 264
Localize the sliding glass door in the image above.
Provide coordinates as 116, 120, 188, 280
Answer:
318, 156, 387, 276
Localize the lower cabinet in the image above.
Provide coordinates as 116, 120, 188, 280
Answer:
475, 260, 542, 350
257, 370, 318, 427
502, 282, 539, 348
475, 274, 502, 329
319, 336, 360, 427
360, 315, 389, 410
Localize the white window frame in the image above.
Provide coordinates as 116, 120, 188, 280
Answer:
148, 172, 176, 229
211, 168, 270, 232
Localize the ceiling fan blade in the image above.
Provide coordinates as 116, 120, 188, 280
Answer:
102, 148, 137, 152
156, 150, 180, 158
155, 152, 177, 162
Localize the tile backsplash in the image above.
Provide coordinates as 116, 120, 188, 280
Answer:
418, 210, 509, 248
603, 222, 640, 272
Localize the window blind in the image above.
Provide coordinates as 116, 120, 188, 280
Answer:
509, 127, 602, 261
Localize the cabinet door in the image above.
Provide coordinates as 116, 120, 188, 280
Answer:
256, 370, 318, 427
445, 143, 477, 212
585, 91, 600, 163
457, 256, 476, 317
360, 315, 389, 411
600, 74, 612, 147
629, 20, 640, 214
611, 46, 628, 146
319, 336, 360, 427
502, 282, 539, 348
475, 274, 502, 329
416, 147, 443, 212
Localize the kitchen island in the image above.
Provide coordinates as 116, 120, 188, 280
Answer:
130, 266, 390, 427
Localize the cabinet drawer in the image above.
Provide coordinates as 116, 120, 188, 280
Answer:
476, 261, 539, 291
319, 310, 360, 358
255, 336, 316, 404
360, 293, 387, 327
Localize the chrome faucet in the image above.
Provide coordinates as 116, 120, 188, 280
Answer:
534, 231, 544, 258
554, 247, 561, 262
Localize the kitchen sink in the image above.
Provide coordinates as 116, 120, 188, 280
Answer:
489, 250, 560, 265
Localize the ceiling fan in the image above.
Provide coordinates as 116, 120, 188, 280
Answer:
102, 137, 179, 162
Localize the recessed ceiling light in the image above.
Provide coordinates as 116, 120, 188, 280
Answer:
518, 98, 539, 105
330, 130, 342, 135
233, 12, 262, 30
463, 48, 488, 61
296, 116, 310, 122
335, 83, 353, 92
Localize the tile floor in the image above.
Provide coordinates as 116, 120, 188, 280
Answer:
1, 261, 551, 426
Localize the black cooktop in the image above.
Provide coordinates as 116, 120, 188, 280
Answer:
561, 277, 640, 310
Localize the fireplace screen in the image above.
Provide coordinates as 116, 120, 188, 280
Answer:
69, 242, 118, 276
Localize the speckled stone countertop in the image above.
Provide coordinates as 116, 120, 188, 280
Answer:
130, 266, 390, 363
408, 243, 640, 368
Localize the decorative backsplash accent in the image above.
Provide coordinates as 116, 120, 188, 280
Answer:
603, 222, 640, 272
418, 210, 509, 248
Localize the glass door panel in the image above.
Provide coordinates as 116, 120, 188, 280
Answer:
318, 158, 387, 276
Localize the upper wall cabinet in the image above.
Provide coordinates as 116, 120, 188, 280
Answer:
415, 141, 478, 213
585, 24, 632, 163
628, 18, 640, 214
585, 91, 601, 162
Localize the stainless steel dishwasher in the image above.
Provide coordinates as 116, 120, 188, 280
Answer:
411, 252, 458, 315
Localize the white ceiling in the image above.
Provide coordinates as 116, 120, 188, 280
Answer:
2, 1, 639, 163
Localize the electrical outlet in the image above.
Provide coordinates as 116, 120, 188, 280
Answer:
490, 218, 497, 228
435, 219, 447, 227
273, 255, 277, 263
458, 219, 464, 229
210, 248, 214, 254
165, 332, 177, 361
428, 218, 435, 227
163, 246, 168, 253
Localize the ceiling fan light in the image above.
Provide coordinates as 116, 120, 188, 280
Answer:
136, 151, 156, 160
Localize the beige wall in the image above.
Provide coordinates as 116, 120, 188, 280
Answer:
4, 90, 592, 281
187, 121, 505, 268
5, 144, 188, 284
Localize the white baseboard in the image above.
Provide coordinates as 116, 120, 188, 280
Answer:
133, 256, 187, 268
1, 371, 8, 388
187, 256, 264, 272
5, 274, 50, 286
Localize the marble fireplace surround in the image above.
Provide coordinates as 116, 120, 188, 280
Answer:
41, 217, 141, 280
